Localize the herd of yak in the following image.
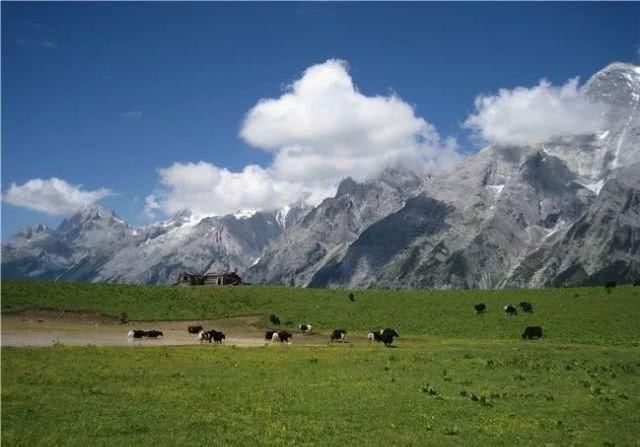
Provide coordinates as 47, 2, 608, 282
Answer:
126, 300, 543, 346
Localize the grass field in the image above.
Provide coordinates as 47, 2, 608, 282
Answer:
2, 280, 640, 446
3, 280, 640, 344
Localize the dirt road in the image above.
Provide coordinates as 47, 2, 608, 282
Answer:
1, 312, 332, 347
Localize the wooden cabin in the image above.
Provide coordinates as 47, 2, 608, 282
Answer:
203, 271, 242, 286
176, 272, 205, 286
175, 271, 241, 287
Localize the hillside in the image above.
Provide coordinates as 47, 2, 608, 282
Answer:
2, 280, 639, 345
3, 63, 639, 289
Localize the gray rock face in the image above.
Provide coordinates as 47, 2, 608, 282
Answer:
3, 63, 638, 288
2, 205, 309, 284
243, 169, 424, 286
505, 166, 640, 287
308, 62, 640, 289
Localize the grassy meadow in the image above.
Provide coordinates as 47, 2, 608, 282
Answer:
2, 280, 639, 344
2, 280, 640, 446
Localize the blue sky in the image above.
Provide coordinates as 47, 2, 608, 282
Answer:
2, 2, 639, 240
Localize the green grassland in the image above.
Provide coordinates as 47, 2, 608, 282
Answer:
2, 280, 640, 344
2, 280, 640, 446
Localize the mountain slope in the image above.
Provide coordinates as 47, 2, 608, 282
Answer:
244, 169, 424, 286
3, 63, 638, 288
309, 62, 640, 289
2, 205, 309, 284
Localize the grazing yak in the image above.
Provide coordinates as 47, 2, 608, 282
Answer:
188, 325, 203, 334
519, 302, 534, 313
277, 331, 293, 343
330, 329, 347, 342
504, 305, 518, 316
198, 330, 225, 343
378, 328, 400, 346
265, 330, 277, 341
298, 324, 312, 335
210, 330, 225, 343
270, 314, 281, 325
474, 303, 487, 314
198, 330, 211, 343
265, 330, 292, 343
145, 330, 163, 338
198, 331, 213, 343
128, 329, 162, 339
522, 326, 543, 340
127, 329, 146, 339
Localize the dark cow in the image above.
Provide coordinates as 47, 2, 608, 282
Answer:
277, 331, 293, 343
348, 292, 355, 302
127, 329, 146, 339
522, 326, 543, 340
330, 329, 347, 342
198, 330, 212, 343
144, 330, 163, 338
474, 303, 487, 314
504, 305, 518, 316
198, 330, 215, 343
380, 328, 399, 346
298, 324, 312, 335
367, 329, 380, 342
270, 314, 281, 325
211, 330, 225, 344
519, 302, 533, 313
188, 325, 203, 334
198, 330, 224, 343
265, 330, 277, 341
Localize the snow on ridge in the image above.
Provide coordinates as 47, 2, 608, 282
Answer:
580, 179, 605, 195
250, 256, 261, 267
543, 219, 567, 239
487, 184, 505, 195
598, 130, 610, 140
276, 205, 291, 228
233, 209, 257, 219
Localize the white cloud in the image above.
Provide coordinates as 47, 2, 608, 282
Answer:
146, 162, 330, 218
241, 59, 459, 184
147, 59, 460, 217
2, 178, 112, 216
464, 78, 607, 147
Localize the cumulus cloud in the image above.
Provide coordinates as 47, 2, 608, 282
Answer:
146, 162, 333, 218
464, 78, 607, 147
147, 59, 460, 217
2, 178, 112, 216
241, 59, 459, 183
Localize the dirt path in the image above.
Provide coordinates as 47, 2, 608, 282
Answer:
1, 312, 332, 347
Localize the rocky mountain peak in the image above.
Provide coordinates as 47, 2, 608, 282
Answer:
3, 62, 638, 288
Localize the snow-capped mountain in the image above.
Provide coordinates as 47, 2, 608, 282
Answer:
2, 204, 310, 284
306, 62, 640, 289
3, 63, 639, 288
244, 168, 425, 286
